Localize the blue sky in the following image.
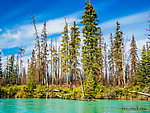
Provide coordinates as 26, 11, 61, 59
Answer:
0, 0, 150, 58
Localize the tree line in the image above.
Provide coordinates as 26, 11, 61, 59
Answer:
0, 2, 149, 92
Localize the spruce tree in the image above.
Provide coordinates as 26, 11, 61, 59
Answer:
41, 22, 48, 85
81, 2, 100, 97
31, 13, 41, 85
97, 28, 104, 84
18, 59, 23, 84
22, 68, 26, 85
58, 46, 61, 85
29, 49, 36, 84
0, 49, 2, 78
60, 19, 70, 86
137, 45, 150, 87
16, 54, 19, 84
130, 35, 138, 85
104, 43, 108, 85
50, 42, 59, 85
69, 21, 80, 86
50, 39, 53, 85
17, 48, 25, 84
125, 59, 130, 87
108, 33, 115, 86
114, 21, 123, 87
5, 57, 9, 85
28, 67, 35, 84
27, 59, 30, 82
8, 54, 17, 84
146, 42, 150, 83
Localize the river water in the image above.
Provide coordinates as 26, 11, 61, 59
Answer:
0, 99, 149, 113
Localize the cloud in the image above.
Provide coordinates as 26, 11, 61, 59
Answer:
100, 11, 147, 30
1, 30, 21, 40
96, 11, 148, 60
100, 11, 147, 44
100, 11, 147, 42
46, 17, 80, 35
0, 13, 80, 51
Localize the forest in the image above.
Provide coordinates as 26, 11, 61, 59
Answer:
0, 2, 149, 100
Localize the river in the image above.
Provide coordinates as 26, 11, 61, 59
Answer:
0, 99, 149, 113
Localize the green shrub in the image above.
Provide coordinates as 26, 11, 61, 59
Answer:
26, 82, 36, 92
128, 86, 143, 92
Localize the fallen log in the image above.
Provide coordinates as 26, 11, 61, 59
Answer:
49, 90, 62, 92
129, 91, 150, 97
56, 95, 61, 98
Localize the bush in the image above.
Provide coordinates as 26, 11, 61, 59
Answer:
26, 82, 36, 92
143, 83, 150, 93
128, 86, 143, 92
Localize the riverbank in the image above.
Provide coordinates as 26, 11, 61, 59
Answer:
0, 84, 149, 101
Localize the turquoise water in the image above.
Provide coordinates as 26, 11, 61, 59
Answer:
0, 99, 149, 113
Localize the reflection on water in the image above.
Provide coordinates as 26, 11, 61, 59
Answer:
0, 99, 149, 113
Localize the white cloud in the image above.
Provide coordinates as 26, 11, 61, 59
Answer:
100, 11, 148, 46
136, 39, 148, 50
0, 13, 80, 50
100, 11, 147, 30
96, 11, 149, 61
1, 30, 21, 40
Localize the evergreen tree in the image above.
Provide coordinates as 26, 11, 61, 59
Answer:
16, 54, 19, 84
27, 59, 30, 80
114, 21, 123, 87
58, 46, 61, 85
125, 59, 130, 87
18, 59, 23, 84
97, 28, 104, 83
0, 49, 3, 78
69, 21, 81, 86
4, 57, 9, 85
104, 43, 108, 85
60, 19, 70, 86
18, 48, 25, 84
108, 33, 115, 86
31, 13, 41, 85
22, 68, 26, 85
41, 22, 48, 85
49, 39, 53, 85
51, 42, 59, 85
28, 67, 35, 84
81, 2, 100, 97
29, 49, 36, 84
137, 45, 150, 87
130, 35, 138, 85
8, 54, 17, 84
146, 41, 150, 83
